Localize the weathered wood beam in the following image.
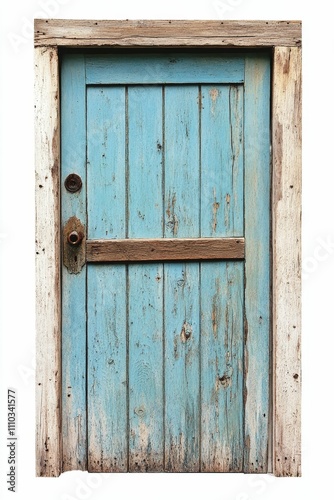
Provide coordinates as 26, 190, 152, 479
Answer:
87, 238, 245, 262
35, 20, 301, 48
35, 46, 62, 477
272, 46, 302, 477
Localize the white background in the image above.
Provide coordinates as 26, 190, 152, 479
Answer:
0, 1, 332, 499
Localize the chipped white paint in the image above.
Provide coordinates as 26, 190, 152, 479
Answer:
272, 46, 302, 477
35, 46, 61, 477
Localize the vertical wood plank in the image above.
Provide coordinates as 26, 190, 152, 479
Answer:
87, 86, 126, 239
200, 84, 244, 471
86, 85, 127, 471
164, 86, 200, 471
87, 266, 127, 472
128, 265, 164, 471
35, 46, 61, 477
164, 264, 200, 471
61, 55, 87, 471
201, 84, 244, 237
128, 86, 163, 236
127, 86, 164, 471
244, 55, 271, 473
272, 47, 302, 477
164, 86, 200, 238
200, 262, 244, 471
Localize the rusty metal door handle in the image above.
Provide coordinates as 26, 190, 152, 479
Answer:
63, 217, 86, 273
67, 231, 83, 246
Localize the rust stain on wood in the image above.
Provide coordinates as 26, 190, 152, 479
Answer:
211, 278, 221, 339
212, 188, 220, 233
209, 87, 220, 115
211, 305, 218, 338
217, 372, 232, 389
173, 335, 179, 359
166, 192, 179, 236
224, 193, 231, 228
209, 87, 219, 101
212, 202, 220, 232
180, 321, 192, 342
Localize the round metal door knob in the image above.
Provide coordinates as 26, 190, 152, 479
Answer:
64, 173, 82, 193
67, 231, 83, 246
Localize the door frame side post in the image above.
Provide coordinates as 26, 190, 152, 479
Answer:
272, 46, 302, 477
35, 45, 62, 477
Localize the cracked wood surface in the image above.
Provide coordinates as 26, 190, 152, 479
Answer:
34, 19, 301, 48
35, 46, 61, 477
272, 46, 302, 477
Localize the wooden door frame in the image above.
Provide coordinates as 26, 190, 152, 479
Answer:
34, 20, 302, 477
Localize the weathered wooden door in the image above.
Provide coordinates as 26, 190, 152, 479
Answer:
61, 52, 270, 473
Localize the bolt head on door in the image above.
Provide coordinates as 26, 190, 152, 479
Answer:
64, 173, 82, 193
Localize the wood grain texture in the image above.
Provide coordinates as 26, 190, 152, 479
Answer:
200, 84, 244, 471
127, 88, 164, 471
128, 86, 163, 238
200, 84, 244, 237
86, 84, 127, 472
85, 54, 244, 84
35, 46, 61, 477
86, 238, 245, 262
61, 55, 87, 472
87, 86, 126, 239
164, 85, 200, 238
87, 265, 127, 472
200, 262, 244, 471
128, 264, 164, 471
272, 47, 301, 477
243, 55, 271, 473
164, 263, 200, 472
34, 20, 301, 48
163, 85, 201, 471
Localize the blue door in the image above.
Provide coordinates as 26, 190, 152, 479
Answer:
61, 52, 270, 473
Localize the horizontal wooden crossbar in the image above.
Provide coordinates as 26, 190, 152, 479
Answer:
86, 237, 244, 262
34, 20, 301, 48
